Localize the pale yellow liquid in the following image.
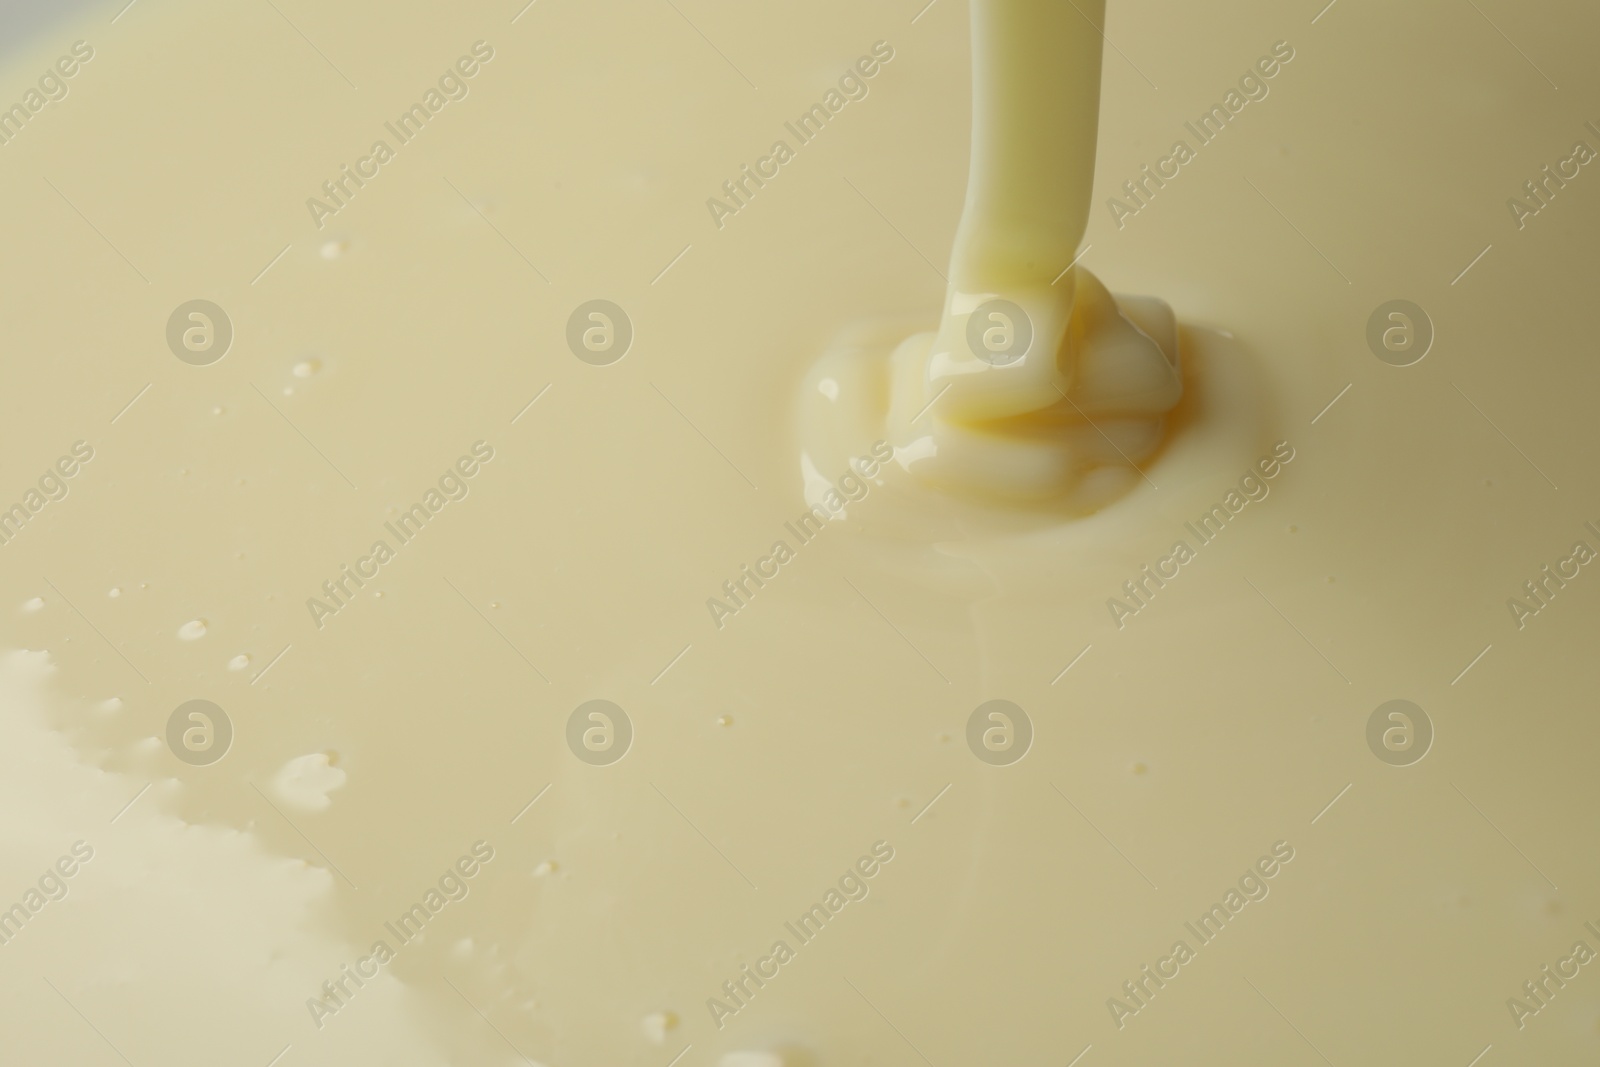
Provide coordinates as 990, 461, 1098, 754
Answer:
878, 0, 1185, 507
2, 0, 1599, 1064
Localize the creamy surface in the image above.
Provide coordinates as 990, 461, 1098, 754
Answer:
2, 0, 1600, 1064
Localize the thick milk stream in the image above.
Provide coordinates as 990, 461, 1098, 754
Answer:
810, 0, 1187, 506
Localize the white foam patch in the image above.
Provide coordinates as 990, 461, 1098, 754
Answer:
0, 649, 456, 1064
271, 752, 347, 813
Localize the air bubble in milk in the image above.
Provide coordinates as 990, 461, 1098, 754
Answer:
22, 597, 44, 612
320, 238, 350, 259
228, 654, 251, 671
178, 619, 208, 640
293, 358, 321, 378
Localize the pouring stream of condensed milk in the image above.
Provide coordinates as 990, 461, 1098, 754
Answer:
871, 0, 1184, 505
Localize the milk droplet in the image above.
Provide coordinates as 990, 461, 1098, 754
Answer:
228, 654, 251, 671
22, 597, 44, 612
716, 714, 733, 726
97, 697, 123, 714
533, 860, 557, 877
177, 619, 208, 640
817, 377, 840, 401
641, 1010, 677, 1044
212, 405, 224, 415
108, 587, 122, 597
293, 358, 321, 378
320, 238, 349, 259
